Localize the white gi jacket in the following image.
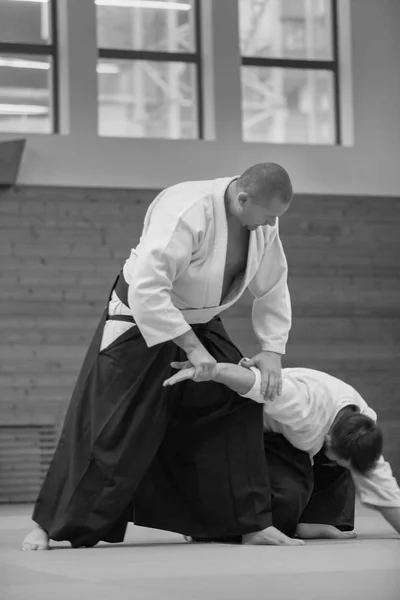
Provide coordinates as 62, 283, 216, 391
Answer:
116, 177, 291, 351
242, 367, 400, 510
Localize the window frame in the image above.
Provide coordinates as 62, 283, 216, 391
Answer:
0, 0, 59, 134
241, 0, 341, 145
97, 0, 203, 140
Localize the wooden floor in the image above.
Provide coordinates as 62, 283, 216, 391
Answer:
1, 503, 399, 600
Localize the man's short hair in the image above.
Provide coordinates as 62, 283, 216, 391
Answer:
238, 162, 293, 206
330, 407, 383, 474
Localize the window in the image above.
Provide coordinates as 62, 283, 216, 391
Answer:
0, 0, 58, 134
239, 0, 340, 145
96, 0, 202, 139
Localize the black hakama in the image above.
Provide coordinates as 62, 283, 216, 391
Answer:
187, 434, 355, 543
32, 279, 273, 547
265, 434, 355, 536
299, 447, 355, 531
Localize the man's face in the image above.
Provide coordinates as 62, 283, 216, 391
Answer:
324, 437, 351, 469
237, 193, 290, 230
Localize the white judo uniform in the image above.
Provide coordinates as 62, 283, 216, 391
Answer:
101, 177, 291, 350
242, 367, 400, 511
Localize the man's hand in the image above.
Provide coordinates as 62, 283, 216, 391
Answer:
165, 347, 217, 387
172, 331, 217, 382
187, 346, 217, 381
163, 364, 195, 387
241, 351, 282, 401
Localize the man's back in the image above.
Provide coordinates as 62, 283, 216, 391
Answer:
261, 368, 375, 457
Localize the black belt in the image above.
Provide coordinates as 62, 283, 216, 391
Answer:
107, 314, 135, 323
108, 271, 135, 324
114, 270, 129, 306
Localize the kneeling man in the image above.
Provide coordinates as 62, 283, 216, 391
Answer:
164, 361, 400, 539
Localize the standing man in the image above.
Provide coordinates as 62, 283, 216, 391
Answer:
22, 163, 296, 550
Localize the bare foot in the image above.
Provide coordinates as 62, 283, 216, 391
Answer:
243, 526, 305, 546
296, 523, 357, 540
21, 526, 50, 551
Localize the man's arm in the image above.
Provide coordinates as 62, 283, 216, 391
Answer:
127, 196, 203, 347
163, 361, 264, 401
248, 222, 291, 355
379, 507, 400, 534
246, 223, 291, 400
213, 363, 258, 396
173, 330, 217, 380
350, 455, 400, 536
126, 194, 218, 375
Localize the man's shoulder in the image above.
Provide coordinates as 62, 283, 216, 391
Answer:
165, 177, 234, 201
157, 176, 236, 220
164, 178, 213, 193
164, 176, 232, 193
159, 179, 213, 210
146, 180, 212, 223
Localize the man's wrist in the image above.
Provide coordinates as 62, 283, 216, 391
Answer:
213, 363, 224, 381
173, 329, 204, 354
261, 350, 282, 358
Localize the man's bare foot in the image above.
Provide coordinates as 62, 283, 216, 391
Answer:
21, 526, 50, 551
296, 523, 357, 540
243, 526, 305, 546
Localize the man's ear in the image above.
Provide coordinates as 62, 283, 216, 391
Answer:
237, 191, 249, 208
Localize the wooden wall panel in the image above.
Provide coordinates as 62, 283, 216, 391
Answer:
0, 425, 57, 503
0, 185, 399, 501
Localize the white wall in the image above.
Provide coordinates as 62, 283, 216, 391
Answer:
1, 0, 400, 195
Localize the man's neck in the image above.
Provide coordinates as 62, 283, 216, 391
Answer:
224, 180, 240, 224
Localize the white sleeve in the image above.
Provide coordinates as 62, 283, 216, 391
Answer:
239, 367, 265, 404
351, 456, 400, 509
128, 201, 204, 347
248, 222, 292, 355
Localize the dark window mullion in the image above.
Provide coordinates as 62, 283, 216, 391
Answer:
241, 56, 336, 71
98, 48, 199, 64
331, 0, 341, 145
194, 0, 203, 139
50, 0, 59, 133
0, 43, 55, 56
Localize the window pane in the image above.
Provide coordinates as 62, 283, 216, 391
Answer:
98, 59, 198, 139
96, 0, 196, 52
0, 55, 53, 133
242, 66, 335, 144
239, 0, 333, 60
0, 0, 52, 44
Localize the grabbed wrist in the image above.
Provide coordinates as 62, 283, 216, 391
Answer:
212, 363, 224, 382
261, 350, 282, 359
